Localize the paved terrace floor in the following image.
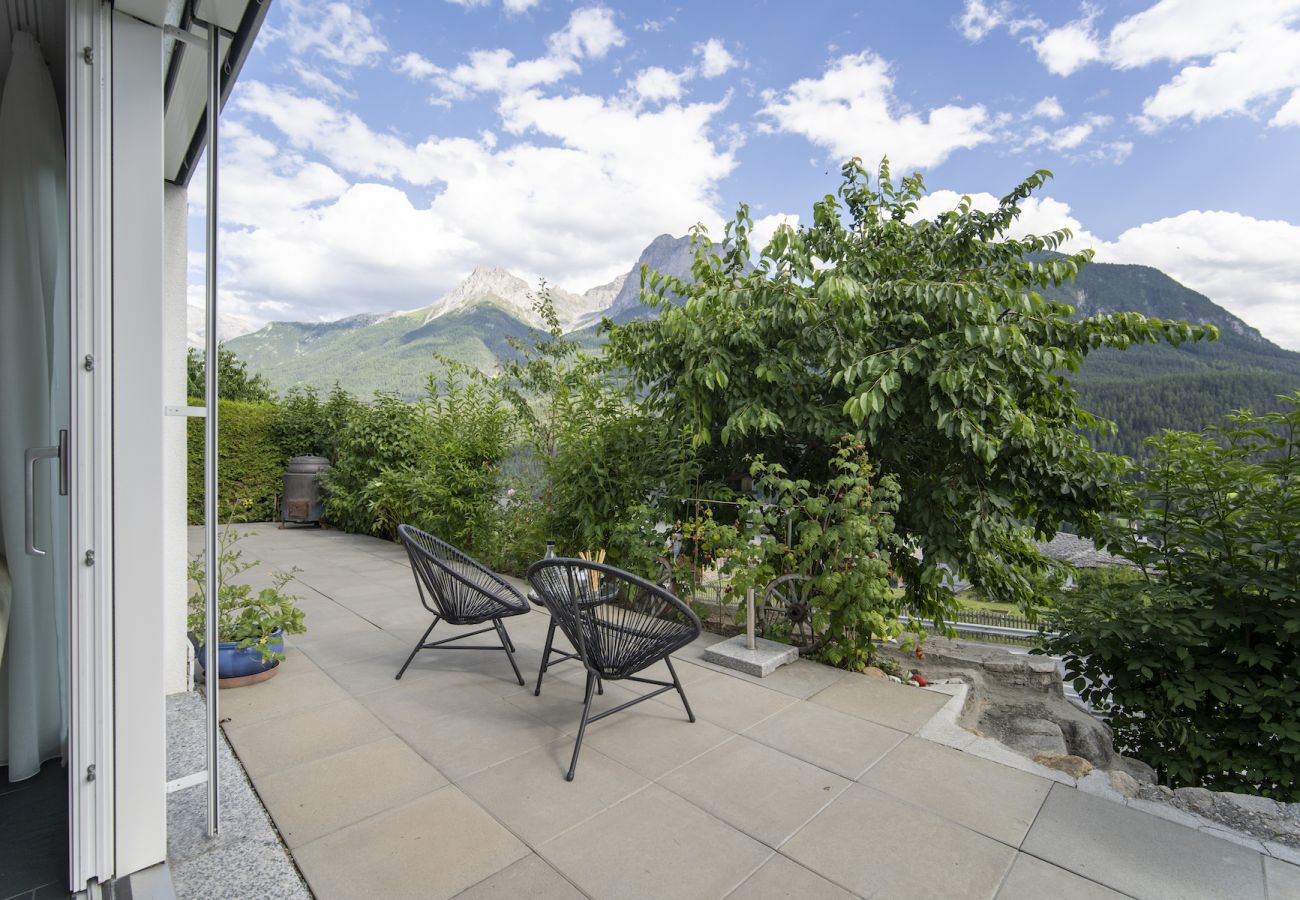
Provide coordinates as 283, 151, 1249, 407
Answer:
194, 525, 1300, 900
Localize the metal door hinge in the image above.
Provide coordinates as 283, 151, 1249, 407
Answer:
82, 46, 93, 64
83, 354, 95, 372
84, 550, 95, 566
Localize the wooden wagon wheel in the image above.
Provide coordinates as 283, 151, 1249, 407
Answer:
654, 556, 699, 599
759, 573, 817, 646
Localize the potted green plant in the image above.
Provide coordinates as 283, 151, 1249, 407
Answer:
187, 526, 307, 687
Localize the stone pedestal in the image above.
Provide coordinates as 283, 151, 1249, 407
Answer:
702, 635, 799, 677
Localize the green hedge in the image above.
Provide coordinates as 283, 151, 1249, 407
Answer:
187, 398, 287, 525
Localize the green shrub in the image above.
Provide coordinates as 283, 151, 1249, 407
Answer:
187, 398, 286, 524
503, 287, 695, 570
272, 385, 364, 460
712, 441, 906, 669
324, 373, 515, 551
323, 393, 429, 535
1042, 393, 1300, 800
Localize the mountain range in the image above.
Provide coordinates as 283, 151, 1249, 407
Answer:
226, 235, 1300, 457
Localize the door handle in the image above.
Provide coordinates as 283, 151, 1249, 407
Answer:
24, 429, 68, 557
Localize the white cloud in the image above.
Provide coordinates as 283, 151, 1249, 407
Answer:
759, 52, 993, 171
431, 48, 580, 101
220, 77, 735, 325
910, 189, 1300, 350
749, 213, 799, 254
396, 51, 441, 80
1032, 14, 1103, 76
547, 6, 625, 60
631, 66, 687, 103
1031, 96, 1065, 119
1099, 211, 1300, 348
910, 190, 1104, 253
694, 39, 737, 78
399, 6, 622, 104
1272, 89, 1300, 126
958, 0, 1009, 40
1026, 113, 1112, 151
956, 1, 1044, 40
263, 0, 387, 71
1105, 1, 1275, 68
1136, 24, 1300, 128
1006, 1, 1300, 129
503, 0, 542, 12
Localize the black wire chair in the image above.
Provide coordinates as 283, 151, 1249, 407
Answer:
395, 525, 530, 685
527, 558, 702, 780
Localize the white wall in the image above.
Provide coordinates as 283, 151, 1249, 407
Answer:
111, 10, 167, 876
162, 183, 190, 695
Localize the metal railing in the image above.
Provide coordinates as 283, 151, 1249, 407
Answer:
902, 611, 1056, 647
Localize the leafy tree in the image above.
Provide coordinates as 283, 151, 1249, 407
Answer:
608, 159, 1215, 627
324, 371, 515, 552
187, 346, 275, 403
271, 384, 365, 461
503, 286, 695, 568
1042, 394, 1300, 800
721, 442, 906, 669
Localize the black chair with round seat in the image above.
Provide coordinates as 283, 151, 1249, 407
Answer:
395, 524, 530, 685
527, 558, 702, 780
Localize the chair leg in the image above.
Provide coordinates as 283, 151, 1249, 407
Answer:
664, 656, 695, 723
567, 671, 598, 782
494, 619, 525, 686
535, 618, 558, 696
396, 616, 439, 680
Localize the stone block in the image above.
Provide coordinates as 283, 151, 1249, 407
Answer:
702, 635, 799, 677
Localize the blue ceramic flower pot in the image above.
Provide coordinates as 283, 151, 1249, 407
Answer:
193, 628, 284, 680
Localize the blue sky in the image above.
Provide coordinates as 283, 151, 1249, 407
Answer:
200, 0, 1300, 348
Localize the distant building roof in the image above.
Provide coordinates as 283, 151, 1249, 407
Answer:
1034, 533, 1130, 568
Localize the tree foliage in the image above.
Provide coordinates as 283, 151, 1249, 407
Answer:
609, 159, 1214, 626
323, 372, 515, 551
502, 287, 694, 569
188, 346, 275, 403
1043, 394, 1300, 800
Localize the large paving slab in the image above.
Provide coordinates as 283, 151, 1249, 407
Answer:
725, 854, 856, 900
659, 736, 849, 848
458, 740, 649, 845
539, 784, 772, 900
1021, 783, 1268, 900
253, 735, 447, 848
1265, 857, 1300, 900
743, 699, 906, 779
809, 673, 950, 733
665, 669, 798, 732
222, 696, 387, 777
453, 854, 585, 900
203, 525, 1290, 900
782, 784, 1018, 899
291, 787, 529, 900
994, 854, 1129, 899
859, 737, 1052, 846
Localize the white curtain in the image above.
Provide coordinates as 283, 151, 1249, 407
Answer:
0, 30, 69, 780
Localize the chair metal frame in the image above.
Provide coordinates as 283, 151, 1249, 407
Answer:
529, 589, 605, 698
527, 558, 702, 780
395, 524, 530, 685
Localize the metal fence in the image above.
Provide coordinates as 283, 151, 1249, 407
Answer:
902, 610, 1053, 647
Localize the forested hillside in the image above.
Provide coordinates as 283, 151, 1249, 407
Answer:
1043, 263, 1300, 456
